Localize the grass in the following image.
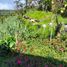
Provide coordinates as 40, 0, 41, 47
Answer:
0, 38, 67, 67
25, 10, 67, 24
25, 39, 67, 61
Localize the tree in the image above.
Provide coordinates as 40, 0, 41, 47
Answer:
52, 0, 64, 24
14, 0, 23, 10
52, 0, 64, 13
38, 0, 51, 11
14, 0, 24, 15
52, 0, 64, 36
25, 0, 39, 9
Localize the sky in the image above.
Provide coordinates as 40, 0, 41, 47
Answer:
0, 0, 25, 10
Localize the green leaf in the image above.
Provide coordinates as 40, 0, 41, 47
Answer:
9, 42, 15, 48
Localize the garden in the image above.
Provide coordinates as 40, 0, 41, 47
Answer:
0, 0, 67, 67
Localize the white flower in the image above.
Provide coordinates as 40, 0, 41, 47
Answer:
65, 4, 67, 7
52, 1, 54, 4
49, 22, 53, 26
61, 10, 64, 13
42, 24, 46, 28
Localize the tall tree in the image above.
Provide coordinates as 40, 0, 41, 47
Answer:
25, 0, 28, 9
38, 0, 51, 11
14, 0, 23, 10
14, 0, 24, 15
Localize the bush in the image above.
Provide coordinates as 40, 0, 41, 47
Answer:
60, 33, 67, 41
0, 36, 15, 56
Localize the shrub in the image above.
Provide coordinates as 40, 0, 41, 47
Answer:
0, 36, 16, 56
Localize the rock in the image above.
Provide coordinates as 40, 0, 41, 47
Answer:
30, 19, 35, 22
23, 16, 29, 19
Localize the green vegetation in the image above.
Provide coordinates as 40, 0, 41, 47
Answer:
0, 10, 67, 67
0, 0, 67, 67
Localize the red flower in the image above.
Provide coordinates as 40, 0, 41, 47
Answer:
59, 47, 64, 52
59, 64, 63, 67
25, 56, 29, 62
44, 64, 48, 67
16, 58, 22, 65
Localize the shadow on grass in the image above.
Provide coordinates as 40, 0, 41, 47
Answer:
0, 45, 67, 67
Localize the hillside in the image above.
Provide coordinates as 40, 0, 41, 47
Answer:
0, 10, 67, 67
24, 10, 67, 24
0, 10, 15, 15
